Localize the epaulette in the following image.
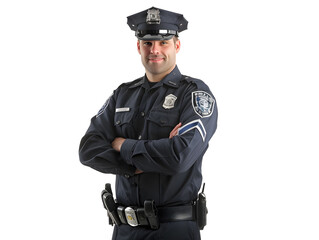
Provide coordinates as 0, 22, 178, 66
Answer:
182, 75, 209, 90
118, 77, 144, 88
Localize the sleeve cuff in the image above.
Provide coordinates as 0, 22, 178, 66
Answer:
120, 138, 138, 165
121, 166, 136, 179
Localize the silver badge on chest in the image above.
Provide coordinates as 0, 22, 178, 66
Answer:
163, 94, 177, 109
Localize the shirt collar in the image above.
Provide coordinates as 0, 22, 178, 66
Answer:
161, 65, 181, 88
129, 78, 144, 88
129, 65, 182, 89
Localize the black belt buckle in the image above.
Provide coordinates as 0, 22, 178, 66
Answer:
144, 200, 159, 230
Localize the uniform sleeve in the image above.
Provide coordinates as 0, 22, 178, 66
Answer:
120, 82, 218, 175
79, 90, 136, 177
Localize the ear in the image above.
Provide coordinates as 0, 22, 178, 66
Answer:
175, 39, 181, 53
137, 40, 141, 55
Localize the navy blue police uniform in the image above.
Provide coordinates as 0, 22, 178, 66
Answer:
79, 7, 218, 240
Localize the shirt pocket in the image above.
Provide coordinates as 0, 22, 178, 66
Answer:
147, 110, 180, 139
114, 108, 137, 138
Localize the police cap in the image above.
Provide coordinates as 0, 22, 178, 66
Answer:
127, 7, 188, 41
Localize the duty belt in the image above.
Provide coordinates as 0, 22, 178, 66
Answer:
101, 183, 207, 230
117, 203, 196, 228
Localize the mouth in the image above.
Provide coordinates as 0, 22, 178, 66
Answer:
148, 55, 165, 63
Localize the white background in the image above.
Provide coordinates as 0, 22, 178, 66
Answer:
1, 0, 318, 239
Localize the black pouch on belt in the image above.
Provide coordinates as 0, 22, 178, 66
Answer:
144, 200, 159, 230
101, 183, 121, 226
196, 183, 208, 230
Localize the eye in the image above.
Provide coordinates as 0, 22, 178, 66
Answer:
161, 41, 168, 45
143, 42, 152, 46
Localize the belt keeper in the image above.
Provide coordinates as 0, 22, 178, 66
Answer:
144, 200, 159, 230
117, 206, 127, 224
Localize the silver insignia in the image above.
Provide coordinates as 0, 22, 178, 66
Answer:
163, 94, 177, 109
115, 107, 130, 113
146, 8, 161, 25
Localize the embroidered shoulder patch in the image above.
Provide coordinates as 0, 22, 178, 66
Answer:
192, 91, 214, 118
96, 94, 113, 118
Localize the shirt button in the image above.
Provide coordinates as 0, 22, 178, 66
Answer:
138, 135, 142, 140
141, 112, 145, 117
116, 120, 121, 125
124, 174, 130, 178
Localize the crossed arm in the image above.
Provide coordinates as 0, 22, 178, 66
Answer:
111, 122, 182, 174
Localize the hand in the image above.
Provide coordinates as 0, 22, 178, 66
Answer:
112, 137, 126, 152
112, 138, 142, 174
135, 169, 143, 174
130, 123, 182, 175
169, 122, 182, 139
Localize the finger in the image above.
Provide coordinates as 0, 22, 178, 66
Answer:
169, 131, 175, 139
169, 122, 182, 138
169, 128, 177, 138
135, 169, 143, 174
170, 122, 182, 134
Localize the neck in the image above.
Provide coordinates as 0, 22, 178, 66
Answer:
145, 65, 176, 82
146, 72, 166, 82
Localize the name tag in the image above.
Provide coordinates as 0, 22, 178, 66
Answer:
116, 107, 130, 113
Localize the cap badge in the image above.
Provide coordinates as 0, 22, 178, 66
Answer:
146, 8, 161, 24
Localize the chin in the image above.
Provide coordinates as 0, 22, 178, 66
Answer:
146, 64, 163, 73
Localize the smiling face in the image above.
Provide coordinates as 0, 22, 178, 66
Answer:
137, 38, 181, 82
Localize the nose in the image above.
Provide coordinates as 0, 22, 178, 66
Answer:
150, 41, 160, 54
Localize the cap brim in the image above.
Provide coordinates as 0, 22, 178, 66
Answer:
137, 34, 174, 41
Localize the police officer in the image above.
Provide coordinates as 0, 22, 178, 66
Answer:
79, 7, 218, 240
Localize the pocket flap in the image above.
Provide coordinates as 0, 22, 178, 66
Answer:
148, 110, 179, 127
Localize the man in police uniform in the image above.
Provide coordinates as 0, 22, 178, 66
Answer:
79, 7, 218, 240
